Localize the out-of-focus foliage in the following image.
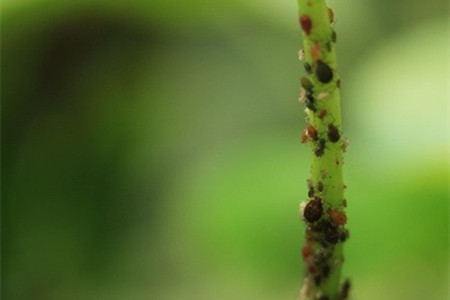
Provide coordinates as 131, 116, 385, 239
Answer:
2, 0, 448, 299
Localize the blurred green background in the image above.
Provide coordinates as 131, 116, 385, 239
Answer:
2, 0, 449, 299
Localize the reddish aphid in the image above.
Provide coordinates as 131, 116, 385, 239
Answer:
301, 128, 309, 144
302, 242, 312, 260
328, 209, 347, 226
307, 125, 318, 141
318, 109, 328, 120
311, 42, 321, 61
299, 15, 312, 35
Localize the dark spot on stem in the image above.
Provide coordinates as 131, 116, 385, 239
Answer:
315, 60, 333, 83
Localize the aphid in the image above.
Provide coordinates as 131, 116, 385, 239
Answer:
342, 198, 347, 206
317, 92, 330, 100
297, 49, 305, 61
311, 42, 321, 61
299, 15, 312, 35
336, 79, 341, 88
301, 76, 314, 92
342, 139, 350, 152
307, 125, 318, 141
308, 182, 315, 197
304, 62, 312, 74
331, 30, 337, 43
315, 60, 333, 83
314, 275, 322, 285
327, 123, 340, 143
302, 242, 312, 260
318, 296, 330, 300
328, 209, 347, 226
340, 229, 349, 242
327, 7, 334, 24
325, 42, 332, 52
310, 218, 327, 232
301, 128, 309, 144
298, 87, 306, 103
321, 264, 331, 278
317, 181, 324, 192
303, 198, 323, 223
324, 223, 340, 244
314, 138, 326, 157
305, 94, 317, 112
339, 279, 351, 300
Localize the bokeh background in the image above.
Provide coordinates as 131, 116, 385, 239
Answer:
2, 0, 449, 299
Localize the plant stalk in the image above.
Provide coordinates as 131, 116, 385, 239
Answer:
296, 1, 349, 299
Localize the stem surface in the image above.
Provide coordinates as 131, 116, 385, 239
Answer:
296, 1, 348, 299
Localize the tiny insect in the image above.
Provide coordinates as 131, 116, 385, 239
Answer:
315, 60, 333, 83
315, 138, 326, 157
340, 229, 349, 242
304, 62, 312, 74
321, 264, 331, 278
342, 139, 350, 152
327, 7, 334, 24
302, 242, 312, 260
303, 198, 323, 223
327, 123, 340, 143
324, 223, 340, 244
317, 181, 324, 192
311, 42, 321, 61
328, 209, 347, 226
331, 30, 337, 43
305, 94, 317, 112
307, 179, 315, 197
299, 15, 312, 35
318, 296, 330, 300
301, 128, 309, 144
307, 125, 319, 141
318, 109, 328, 120
301, 76, 314, 92
339, 279, 351, 300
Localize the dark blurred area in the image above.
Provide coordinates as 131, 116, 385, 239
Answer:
2, 1, 449, 299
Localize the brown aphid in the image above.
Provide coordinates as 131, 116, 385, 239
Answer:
311, 42, 321, 61
317, 181, 324, 192
324, 223, 340, 244
340, 229, 349, 242
307, 182, 315, 197
307, 125, 319, 141
339, 279, 351, 300
328, 209, 347, 226
304, 62, 312, 74
327, 7, 334, 24
301, 128, 309, 144
315, 138, 326, 157
318, 109, 328, 120
304, 199, 323, 223
331, 30, 337, 43
302, 242, 312, 261
310, 218, 327, 232
322, 264, 331, 278
315, 60, 333, 83
299, 15, 312, 35
301, 76, 314, 92
327, 123, 340, 143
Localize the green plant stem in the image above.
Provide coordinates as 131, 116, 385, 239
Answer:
296, 1, 348, 300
